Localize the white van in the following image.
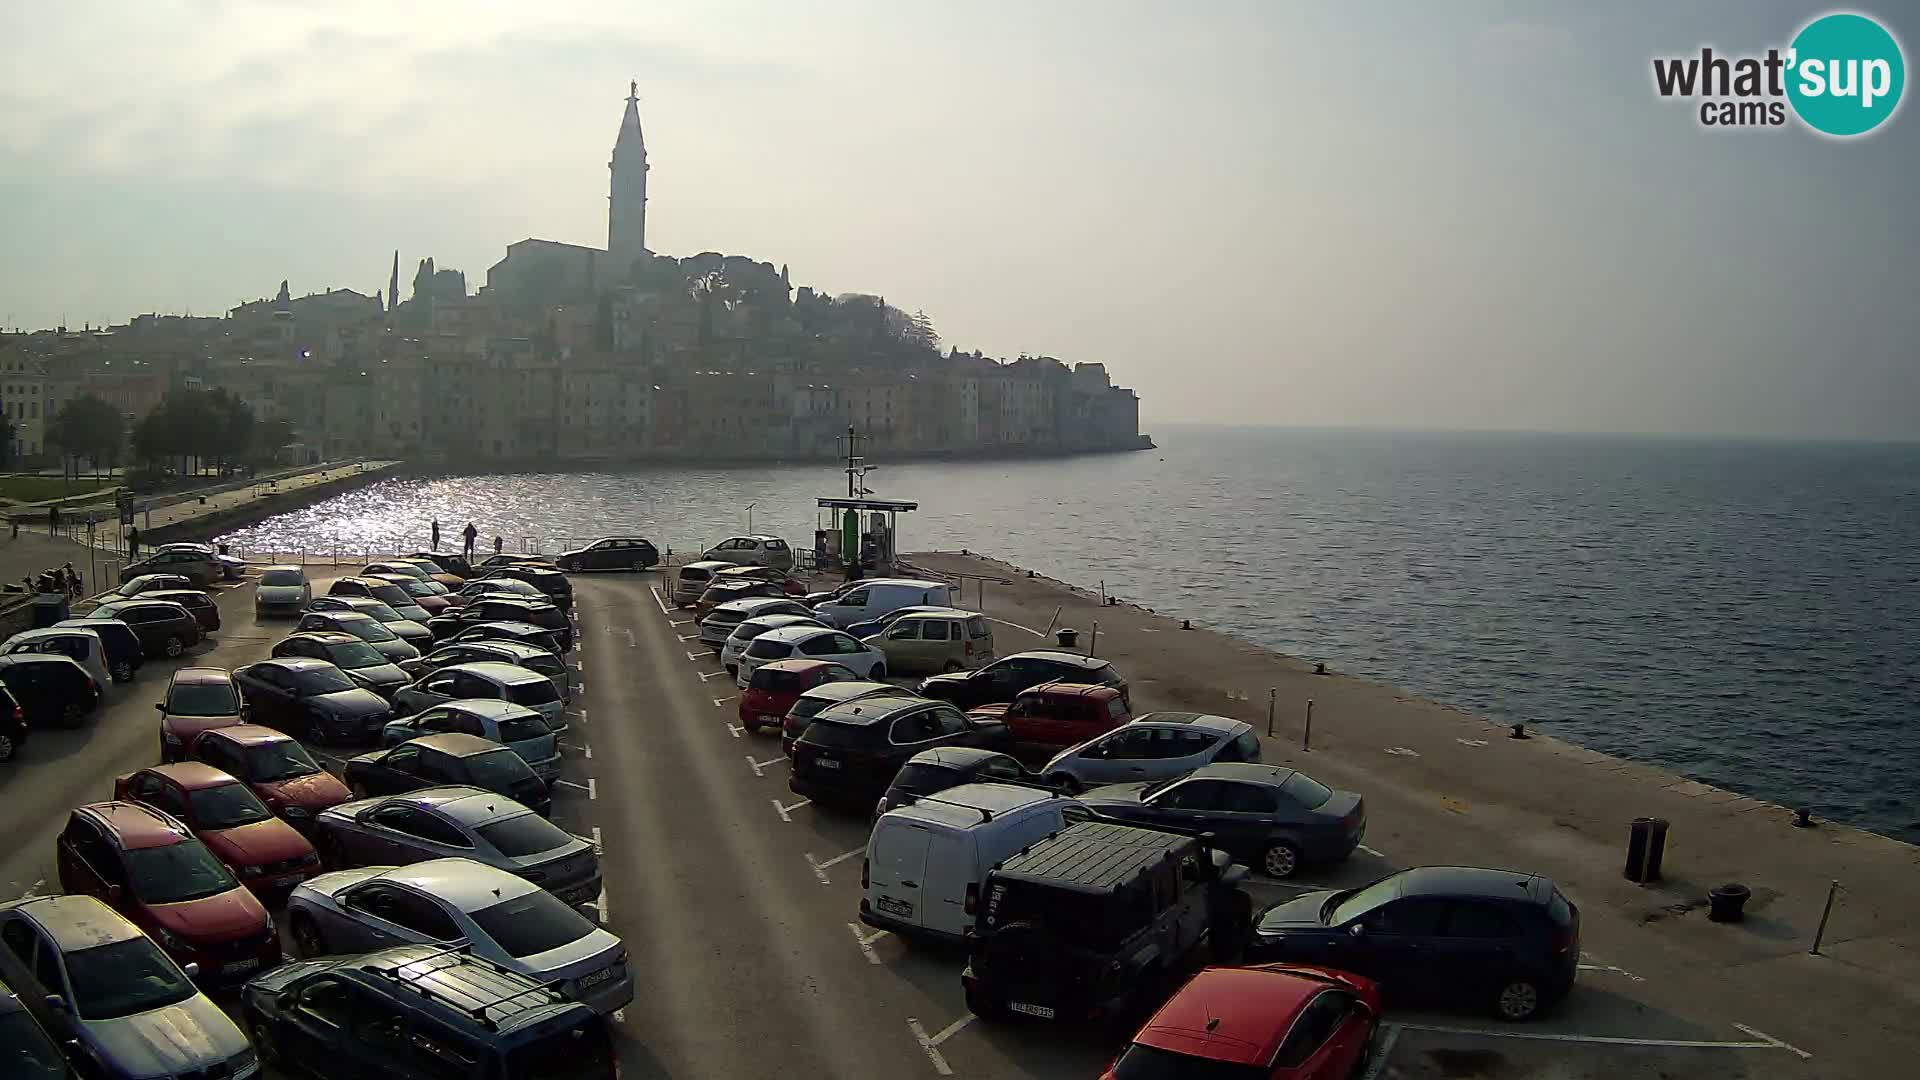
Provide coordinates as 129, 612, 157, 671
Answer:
861, 783, 1069, 942
813, 579, 960, 629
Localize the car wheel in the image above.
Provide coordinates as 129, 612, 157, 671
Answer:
964, 982, 1007, 1021
112, 661, 135, 683
632, 560, 647, 572
163, 635, 185, 657
251, 1019, 281, 1066
0, 732, 15, 763
1494, 978, 1543, 1021
871, 663, 887, 681
1262, 841, 1302, 879
59, 702, 87, 729
290, 914, 327, 959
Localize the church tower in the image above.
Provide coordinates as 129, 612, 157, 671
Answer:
608, 80, 649, 278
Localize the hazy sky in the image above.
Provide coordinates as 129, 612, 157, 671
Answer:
2, 1, 1915, 439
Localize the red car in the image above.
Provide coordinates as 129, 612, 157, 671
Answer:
113, 763, 322, 897
157, 666, 248, 762
966, 680, 1131, 750
185, 724, 354, 834
1101, 964, 1383, 1080
738, 658, 861, 734
54, 801, 282, 983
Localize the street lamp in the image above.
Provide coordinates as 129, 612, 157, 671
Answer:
745, 502, 756, 533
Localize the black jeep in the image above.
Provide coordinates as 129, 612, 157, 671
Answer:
960, 820, 1252, 1025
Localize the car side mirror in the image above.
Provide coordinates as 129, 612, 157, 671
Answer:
1348, 923, 1366, 938
182, 962, 200, 979
44, 995, 66, 1013
153, 703, 165, 713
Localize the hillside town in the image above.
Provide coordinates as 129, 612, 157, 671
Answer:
0, 84, 1147, 472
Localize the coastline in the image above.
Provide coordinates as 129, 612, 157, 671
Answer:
395, 438, 1156, 477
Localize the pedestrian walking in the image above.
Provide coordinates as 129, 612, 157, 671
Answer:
127, 525, 141, 560
493, 535, 503, 555
431, 519, 442, 551
63, 563, 80, 599
47, 505, 60, 536
462, 522, 478, 559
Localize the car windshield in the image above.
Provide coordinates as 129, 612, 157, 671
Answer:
62, 937, 197, 1021
1281, 773, 1334, 809
368, 584, 414, 607
357, 601, 404, 622
166, 682, 239, 717
124, 840, 240, 905
1111, 1044, 1265, 1080
0, 1010, 67, 1077
504, 1015, 616, 1080
505, 680, 559, 708
188, 782, 273, 829
339, 619, 397, 643
464, 749, 537, 790
290, 666, 358, 694
327, 641, 389, 669
520, 653, 565, 677
246, 740, 322, 781
469, 889, 595, 958
478, 814, 573, 857
259, 570, 304, 587
1326, 875, 1403, 926
393, 579, 436, 597
497, 716, 551, 743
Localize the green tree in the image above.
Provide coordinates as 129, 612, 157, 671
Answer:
47, 394, 126, 479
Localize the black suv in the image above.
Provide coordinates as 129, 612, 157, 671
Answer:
789, 697, 1011, 806
241, 944, 616, 1080
555, 537, 659, 572
961, 820, 1252, 1024
919, 650, 1130, 711
1247, 865, 1582, 1021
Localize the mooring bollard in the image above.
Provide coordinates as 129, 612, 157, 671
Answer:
1792, 807, 1815, 828
1302, 699, 1314, 751
1181, 618, 1191, 630
1810, 880, 1840, 955
1509, 722, 1529, 739
1266, 687, 1277, 736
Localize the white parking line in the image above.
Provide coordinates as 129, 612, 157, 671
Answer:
697, 670, 729, 681
668, 620, 690, 628
1731, 1024, 1812, 1059
727, 724, 744, 739
1394, 1022, 1811, 1057
847, 922, 885, 965
573, 661, 585, 673
806, 847, 863, 885
927, 1015, 973, 1047
1357, 844, 1386, 858
771, 797, 811, 822
746, 755, 788, 777
554, 779, 597, 801
17, 879, 44, 901
685, 651, 705, 662
625, 629, 637, 649
907, 1018, 955, 1076
590, 827, 603, 854
1577, 962, 1646, 982
678, 633, 701, 642
650, 587, 669, 615
712, 695, 736, 706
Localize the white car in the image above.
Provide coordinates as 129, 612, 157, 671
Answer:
254, 565, 311, 614
720, 613, 827, 676
0, 626, 111, 693
701, 534, 794, 572
735, 624, 888, 688
698, 597, 815, 651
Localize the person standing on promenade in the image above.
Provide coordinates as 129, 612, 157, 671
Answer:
493, 535, 503, 555
431, 519, 442, 550
127, 524, 141, 560
47, 505, 59, 537
462, 522, 478, 559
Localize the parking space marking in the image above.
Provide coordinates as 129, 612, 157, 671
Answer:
1360, 1024, 1400, 1080
1357, 844, 1386, 858
1385, 746, 1420, 757
573, 661, 585, 673
806, 847, 863, 885
847, 922, 885, 964
554, 779, 597, 800
1393, 1022, 1811, 1057
772, 797, 811, 822
626, 629, 637, 649
927, 1015, 973, 1047
712, 695, 736, 706
1577, 962, 1645, 982
678, 633, 702, 642
16, 879, 44, 901
668, 620, 691, 628
727, 724, 744, 739
697, 670, 729, 680
1731, 1023, 1813, 1059
907, 1018, 955, 1076
746, 755, 788, 778
650, 587, 670, 614
685, 650, 706, 662
589, 827, 603, 854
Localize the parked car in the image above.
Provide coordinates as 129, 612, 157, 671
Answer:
1043, 713, 1261, 791
107, 572, 198, 600
240, 945, 616, 1079
780, 680, 908, 755
0, 981, 69, 1079
736, 624, 889, 687
874, 747, 1050, 820
53, 802, 281, 982
118, 548, 219, 587
0, 655, 99, 729
401, 638, 573, 704
285, 858, 632, 1013
56, 618, 141, 682
112, 764, 321, 898
1075, 763, 1366, 879
231, 657, 395, 745
294, 609, 419, 663
448, 621, 564, 656
845, 604, 967, 639
187, 725, 353, 833
556, 536, 659, 572
344, 733, 552, 816
671, 560, 736, 607
382, 699, 561, 785
968, 680, 1132, 752
0, 895, 253, 1080
869, 609, 996, 674
362, 560, 434, 585
700, 534, 794, 572
811, 579, 962, 629
473, 553, 555, 572
1101, 964, 1384, 1080
451, 576, 546, 605
157, 666, 248, 760
327, 576, 432, 622
478, 566, 573, 613
920, 649, 1130, 711
429, 596, 573, 651
253, 565, 312, 615
789, 695, 1011, 806
693, 578, 790, 617
310, 787, 599, 904
155, 541, 247, 582
89, 598, 202, 658
391, 661, 564, 729
863, 783, 1072, 942
961, 820, 1252, 1023
271, 630, 411, 698
406, 551, 474, 581
142, 589, 221, 634
367, 571, 454, 615
1248, 866, 1582, 1021
0, 685, 27, 764
737, 658, 862, 734
0, 626, 110, 693
306, 596, 434, 651
710, 564, 805, 591
695, 597, 808, 652
720, 613, 827, 677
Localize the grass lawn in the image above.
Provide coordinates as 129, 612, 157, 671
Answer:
0, 475, 114, 503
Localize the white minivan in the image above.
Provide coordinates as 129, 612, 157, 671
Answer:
861, 783, 1070, 942
813, 579, 961, 629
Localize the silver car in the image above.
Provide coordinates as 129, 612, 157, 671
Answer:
286, 858, 633, 1014
393, 662, 564, 727
306, 595, 435, 651
0, 895, 255, 1079
400, 639, 573, 706
381, 699, 562, 783
309, 786, 600, 904
1041, 712, 1262, 789
719, 613, 828, 677
698, 597, 815, 650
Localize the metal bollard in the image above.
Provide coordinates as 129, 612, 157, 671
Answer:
1266, 688, 1277, 736
1810, 880, 1840, 955
1303, 699, 1314, 751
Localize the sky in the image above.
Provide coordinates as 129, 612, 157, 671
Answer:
1, 1, 1915, 440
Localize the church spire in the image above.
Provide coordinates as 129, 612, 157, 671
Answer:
608, 78, 650, 278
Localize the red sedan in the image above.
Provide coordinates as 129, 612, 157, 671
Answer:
113, 763, 322, 897
185, 724, 354, 834
1101, 965, 1383, 1080
738, 658, 861, 735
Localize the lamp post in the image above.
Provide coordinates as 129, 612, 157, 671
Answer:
745, 502, 756, 533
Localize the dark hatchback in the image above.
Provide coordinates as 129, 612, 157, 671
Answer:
1248, 865, 1581, 1021
919, 650, 1130, 711
89, 599, 203, 658
343, 732, 553, 816
231, 658, 394, 745
556, 537, 659, 572
57, 618, 143, 682
0, 654, 100, 729
430, 598, 573, 651
479, 566, 574, 613
270, 631, 411, 699
875, 746, 1048, 820
790, 697, 1011, 806
142, 589, 222, 634
448, 621, 564, 656
1074, 763, 1366, 879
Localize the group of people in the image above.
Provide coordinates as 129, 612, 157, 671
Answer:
430, 519, 504, 559
22, 562, 83, 598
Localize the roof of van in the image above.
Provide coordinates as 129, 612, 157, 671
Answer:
856, 579, 954, 590
886, 782, 1057, 828
679, 561, 736, 572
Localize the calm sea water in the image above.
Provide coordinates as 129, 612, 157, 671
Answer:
219, 425, 1920, 843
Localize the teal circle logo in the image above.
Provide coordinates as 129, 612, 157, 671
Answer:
1786, 12, 1905, 136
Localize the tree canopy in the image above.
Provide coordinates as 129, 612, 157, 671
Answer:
46, 393, 126, 478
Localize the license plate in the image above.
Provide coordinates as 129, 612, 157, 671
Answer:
876, 896, 912, 918
225, 957, 261, 976
1008, 1002, 1055, 1019
761, 715, 781, 726
814, 758, 841, 770
578, 964, 619, 989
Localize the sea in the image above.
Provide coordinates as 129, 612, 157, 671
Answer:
217, 425, 1920, 844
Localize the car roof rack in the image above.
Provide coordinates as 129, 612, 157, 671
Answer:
369, 946, 568, 1030
902, 793, 993, 821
